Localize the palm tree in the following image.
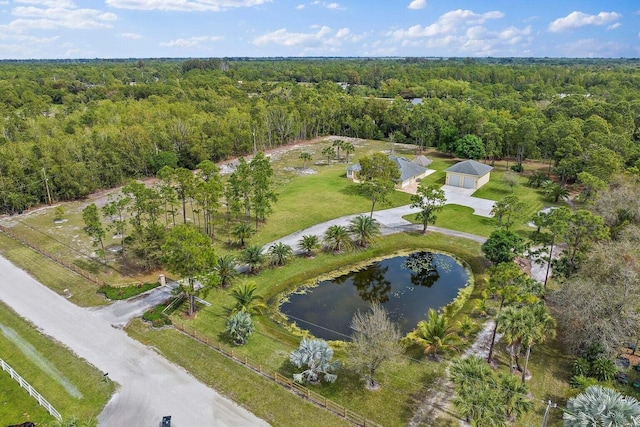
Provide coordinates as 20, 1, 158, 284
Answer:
321, 146, 336, 165
500, 371, 534, 420
289, 338, 339, 384
225, 311, 254, 345
299, 151, 312, 169
497, 305, 528, 376
342, 141, 355, 163
407, 308, 461, 358
348, 214, 380, 248
241, 244, 264, 274
323, 224, 353, 253
520, 303, 556, 383
268, 242, 293, 266
229, 282, 266, 314
457, 315, 476, 339
543, 180, 569, 203
215, 254, 237, 288
332, 139, 345, 160
231, 222, 254, 247
298, 234, 320, 257
564, 385, 640, 427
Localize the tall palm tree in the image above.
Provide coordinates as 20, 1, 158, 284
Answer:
215, 254, 237, 288
342, 141, 355, 163
500, 372, 534, 420
268, 242, 293, 266
298, 234, 320, 257
497, 305, 528, 376
231, 222, 254, 247
323, 224, 353, 253
321, 146, 336, 165
241, 244, 264, 273
332, 139, 345, 160
407, 308, 461, 357
520, 303, 556, 383
299, 151, 312, 169
229, 282, 266, 314
348, 214, 380, 248
564, 385, 640, 427
543, 180, 569, 203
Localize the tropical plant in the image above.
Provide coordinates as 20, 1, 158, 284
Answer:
457, 315, 477, 339
231, 222, 254, 247
564, 386, 640, 427
323, 224, 353, 253
527, 171, 549, 188
349, 303, 402, 390
240, 245, 265, 274
289, 338, 339, 384
590, 357, 617, 382
215, 254, 237, 288
225, 311, 254, 345
321, 146, 336, 165
518, 303, 556, 383
332, 139, 345, 160
543, 180, 569, 203
228, 282, 266, 315
497, 305, 528, 376
500, 374, 534, 419
299, 151, 312, 168
348, 214, 380, 248
342, 141, 355, 162
298, 234, 320, 256
268, 242, 293, 266
406, 308, 461, 358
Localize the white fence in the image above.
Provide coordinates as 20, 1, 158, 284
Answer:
0, 358, 62, 420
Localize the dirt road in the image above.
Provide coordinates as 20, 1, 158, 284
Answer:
0, 255, 268, 427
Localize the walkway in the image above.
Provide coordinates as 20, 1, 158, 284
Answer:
0, 256, 268, 427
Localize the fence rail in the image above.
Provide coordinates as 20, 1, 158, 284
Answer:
0, 225, 106, 287
0, 358, 62, 421
172, 321, 381, 427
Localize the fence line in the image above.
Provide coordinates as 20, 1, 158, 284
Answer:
172, 321, 381, 427
0, 358, 62, 421
0, 225, 106, 287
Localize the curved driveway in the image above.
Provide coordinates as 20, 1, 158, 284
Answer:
0, 256, 268, 427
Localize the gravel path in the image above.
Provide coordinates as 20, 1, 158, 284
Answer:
0, 256, 268, 427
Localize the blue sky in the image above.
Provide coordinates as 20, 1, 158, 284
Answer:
0, 0, 638, 59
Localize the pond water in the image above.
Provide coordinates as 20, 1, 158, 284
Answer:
280, 251, 470, 341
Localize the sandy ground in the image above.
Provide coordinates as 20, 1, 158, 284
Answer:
0, 256, 268, 427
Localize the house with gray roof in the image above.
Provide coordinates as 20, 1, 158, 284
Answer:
444, 159, 493, 189
346, 155, 429, 189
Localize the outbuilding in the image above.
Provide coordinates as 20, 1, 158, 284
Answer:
445, 159, 493, 189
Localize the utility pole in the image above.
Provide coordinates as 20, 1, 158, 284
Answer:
542, 399, 557, 427
42, 167, 53, 205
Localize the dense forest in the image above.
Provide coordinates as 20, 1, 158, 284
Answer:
1, 58, 639, 212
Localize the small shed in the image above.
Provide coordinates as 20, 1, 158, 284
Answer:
445, 160, 493, 189
346, 163, 361, 180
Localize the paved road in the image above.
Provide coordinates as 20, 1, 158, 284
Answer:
0, 256, 268, 427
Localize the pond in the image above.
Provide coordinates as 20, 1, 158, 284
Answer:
280, 251, 470, 341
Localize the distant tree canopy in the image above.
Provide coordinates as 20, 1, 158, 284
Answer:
1, 58, 639, 213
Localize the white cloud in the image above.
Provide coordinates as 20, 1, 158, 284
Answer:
5, 6, 117, 31
555, 38, 626, 57
253, 25, 364, 53
119, 32, 142, 39
296, 4, 304, 9
106, 0, 270, 12
390, 9, 504, 40
309, 1, 344, 10
607, 22, 621, 30
15, 0, 76, 7
160, 35, 223, 48
548, 11, 621, 32
407, 0, 426, 10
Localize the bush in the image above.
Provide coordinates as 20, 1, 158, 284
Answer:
143, 304, 172, 327
510, 163, 524, 173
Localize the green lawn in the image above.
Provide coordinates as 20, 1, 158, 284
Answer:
0, 302, 115, 425
127, 231, 486, 427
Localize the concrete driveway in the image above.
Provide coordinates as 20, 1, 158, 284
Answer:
0, 256, 268, 427
441, 185, 495, 217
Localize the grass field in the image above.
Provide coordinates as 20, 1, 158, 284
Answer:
0, 302, 115, 425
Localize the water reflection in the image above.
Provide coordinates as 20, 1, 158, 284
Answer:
280, 251, 469, 340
